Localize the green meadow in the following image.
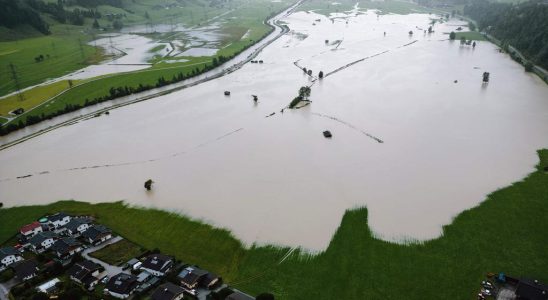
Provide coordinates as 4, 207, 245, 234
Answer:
455, 31, 488, 41
2, 150, 547, 299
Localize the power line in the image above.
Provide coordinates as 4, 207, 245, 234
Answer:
8, 63, 25, 102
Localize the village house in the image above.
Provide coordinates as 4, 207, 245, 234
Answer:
29, 231, 58, 253
140, 254, 173, 277
67, 260, 103, 290
178, 266, 221, 291
12, 259, 39, 281
19, 221, 43, 239
36, 278, 61, 295
64, 218, 92, 236
81, 225, 112, 245
0, 246, 23, 268
105, 273, 139, 299
151, 282, 185, 300
51, 237, 83, 259
46, 212, 72, 230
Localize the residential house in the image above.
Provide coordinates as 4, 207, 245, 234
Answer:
105, 273, 139, 299
82, 225, 112, 245
140, 254, 173, 277
36, 278, 61, 295
0, 247, 23, 268
67, 260, 102, 290
226, 291, 255, 300
64, 218, 92, 236
12, 259, 39, 281
178, 266, 221, 291
29, 231, 58, 253
151, 282, 185, 300
20, 221, 43, 239
46, 212, 72, 230
51, 237, 82, 259
515, 279, 548, 300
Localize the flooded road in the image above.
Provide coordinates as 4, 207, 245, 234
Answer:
1, 9, 548, 251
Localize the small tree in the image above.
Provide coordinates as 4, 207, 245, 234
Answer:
524, 61, 533, 72
449, 31, 456, 40
113, 20, 123, 30
92, 18, 100, 29
256, 293, 275, 300
428, 26, 433, 33
468, 21, 476, 31
144, 179, 154, 191
318, 71, 324, 79
307, 69, 312, 76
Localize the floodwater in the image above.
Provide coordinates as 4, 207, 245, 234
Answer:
1, 9, 548, 251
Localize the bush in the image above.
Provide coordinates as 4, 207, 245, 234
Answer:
449, 31, 456, 40
0, 269, 14, 282
257, 293, 275, 300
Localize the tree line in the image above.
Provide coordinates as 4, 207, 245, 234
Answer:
0, 0, 114, 34
463, 0, 548, 69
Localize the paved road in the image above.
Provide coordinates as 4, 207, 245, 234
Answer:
0, 278, 19, 300
81, 236, 129, 277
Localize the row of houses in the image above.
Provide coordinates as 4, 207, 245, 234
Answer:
2, 212, 257, 300
104, 253, 252, 300
0, 212, 113, 282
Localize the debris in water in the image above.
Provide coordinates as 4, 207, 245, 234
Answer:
252, 95, 258, 102
266, 112, 276, 118
323, 130, 332, 138
224, 91, 231, 96
454, 80, 458, 83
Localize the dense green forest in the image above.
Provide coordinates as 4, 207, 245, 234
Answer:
463, 0, 548, 69
0, 0, 105, 33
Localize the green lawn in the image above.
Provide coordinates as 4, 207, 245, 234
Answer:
89, 239, 144, 266
455, 31, 487, 41
1, 150, 547, 299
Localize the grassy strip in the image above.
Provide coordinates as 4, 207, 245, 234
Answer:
1, 150, 547, 299
89, 239, 145, 266
0, 80, 75, 117
455, 31, 487, 41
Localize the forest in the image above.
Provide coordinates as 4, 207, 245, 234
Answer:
464, 0, 548, 69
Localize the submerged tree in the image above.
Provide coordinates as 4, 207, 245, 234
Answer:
318, 71, 324, 79
449, 31, 456, 40
144, 179, 154, 191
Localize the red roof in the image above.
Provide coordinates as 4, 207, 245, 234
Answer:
20, 221, 41, 234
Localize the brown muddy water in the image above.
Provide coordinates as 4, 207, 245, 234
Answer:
1, 9, 547, 251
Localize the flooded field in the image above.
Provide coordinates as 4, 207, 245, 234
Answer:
1, 9, 547, 251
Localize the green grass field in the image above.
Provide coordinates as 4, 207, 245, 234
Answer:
455, 31, 487, 41
0, 34, 102, 97
0, 80, 76, 117
89, 239, 144, 266
1, 150, 547, 299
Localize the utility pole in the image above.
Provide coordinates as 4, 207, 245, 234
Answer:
8, 63, 25, 102
78, 38, 85, 62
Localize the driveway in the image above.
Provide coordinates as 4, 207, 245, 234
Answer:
81, 236, 129, 277
0, 278, 20, 300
